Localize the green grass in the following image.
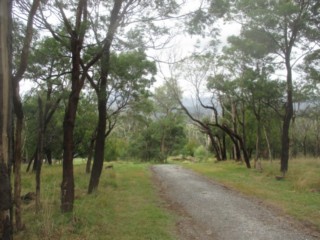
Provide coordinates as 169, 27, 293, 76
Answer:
178, 158, 320, 230
15, 162, 175, 240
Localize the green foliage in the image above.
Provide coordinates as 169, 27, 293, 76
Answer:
226, 32, 277, 60
127, 122, 163, 162
304, 49, 320, 83
120, 81, 187, 162
187, 0, 229, 35
23, 92, 99, 161
104, 137, 128, 162
194, 145, 210, 161
127, 119, 187, 162
23, 94, 64, 160
110, 50, 157, 85
182, 139, 199, 157
74, 95, 98, 158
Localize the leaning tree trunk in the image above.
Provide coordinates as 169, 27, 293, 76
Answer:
207, 132, 222, 161
0, 0, 13, 238
219, 125, 251, 169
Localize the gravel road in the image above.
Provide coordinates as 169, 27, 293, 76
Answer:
152, 164, 319, 240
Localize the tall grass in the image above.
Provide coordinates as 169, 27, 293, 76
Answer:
15, 162, 175, 240
179, 158, 320, 230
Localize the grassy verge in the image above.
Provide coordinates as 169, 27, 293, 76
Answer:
15, 162, 175, 240
178, 158, 320, 230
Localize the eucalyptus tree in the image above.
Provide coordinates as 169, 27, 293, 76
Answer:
205, 73, 252, 168
153, 81, 186, 161
9, 0, 41, 230
231, 0, 320, 175
24, 93, 64, 165
83, 0, 183, 193
87, 50, 156, 193
19, 36, 72, 212
115, 96, 154, 160
25, 37, 69, 171
0, 0, 13, 237
171, 56, 230, 162
219, 34, 286, 164
124, 82, 186, 162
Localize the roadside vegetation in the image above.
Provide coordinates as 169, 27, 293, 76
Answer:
178, 158, 320, 230
15, 162, 175, 240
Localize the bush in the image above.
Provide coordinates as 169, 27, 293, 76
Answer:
182, 140, 199, 157
194, 145, 210, 161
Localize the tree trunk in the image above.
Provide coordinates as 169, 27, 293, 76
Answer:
88, 0, 123, 194
234, 139, 242, 161
220, 107, 227, 160
231, 102, 241, 161
263, 126, 272, 161
61, 76, 82, 212
254, 116, 262, 168
0, 0, 13, 237
0, 163, 12, 240
238, 137, 251, 168
88, 89, 107, 193
280, 59, 293, 175
12, 0, 40, 228
221, 133, 227, 160
26, 149, 36, 172
240, 102, 248, 161
61, 34, 85, 211
45, 148, 52, 165
303, 136, 307, 157
160, 131, 167, 162
219, 125, 251, 168
36, 97, 44, 212
208, 133, 221, 161
86, 144, 94, 174
13, 110, 23, 229
12, 71, 24, 228
86, 129, 96, 174
316, 128, 320, 157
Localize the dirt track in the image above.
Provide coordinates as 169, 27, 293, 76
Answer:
152, 164, 319, 240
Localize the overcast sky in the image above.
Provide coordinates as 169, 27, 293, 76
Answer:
20, 1, 242, 96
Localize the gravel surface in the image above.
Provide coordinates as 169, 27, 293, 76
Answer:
152, 164, 319, 240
